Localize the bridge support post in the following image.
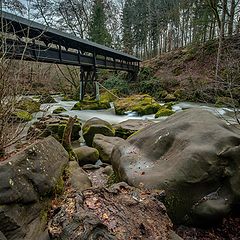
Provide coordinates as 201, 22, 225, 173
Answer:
79, 66, 98, 101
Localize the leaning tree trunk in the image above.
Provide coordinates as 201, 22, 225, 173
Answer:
215, 0, 227, 81
62, 116, 77, 153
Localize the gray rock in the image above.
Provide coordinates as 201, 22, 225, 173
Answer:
82, 164, 101, 170
93, 134, 125, 163
113, 119, 154, 139
102, 166, 113, 176
74, 146, 99, 165
68, 161, 92, 191
0, 136, 68, 239
112, 109, 240, 225
82, 118, 115, 146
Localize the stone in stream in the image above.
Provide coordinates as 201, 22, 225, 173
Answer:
82, 117, 115, 146
68, 161, 92, 192
111, 109, 240, 226
113, 119, 154, 139
0, 136, 69, 240
74, 146, 99, 166
92, 134, 125, 163
48, 182, 180, 240
113, 94, 161, 116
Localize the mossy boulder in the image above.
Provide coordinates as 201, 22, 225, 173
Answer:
82, 118, 115, 146
155, 108, 175, 118
16, 97, 40, 113
53, 107, 67, 114
39, 94, 56, 104
74, 146, 99, 166
114, 94, 161, 116
12, 110, 33, 122
72, 100, 110, 110
28, 115, 81, 141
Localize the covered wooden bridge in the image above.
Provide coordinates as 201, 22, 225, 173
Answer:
0, 11, 141, 100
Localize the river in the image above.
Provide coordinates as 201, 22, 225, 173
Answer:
34, 95, 238, 125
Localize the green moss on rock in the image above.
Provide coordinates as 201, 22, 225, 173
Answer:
14, 110, 33, 122
53, 107, 67, 114
114, 94, 161, 116
100, 90, 118, 102
17, 97, 40, 113
83, 118, 115, 146
155, 108, 174, 118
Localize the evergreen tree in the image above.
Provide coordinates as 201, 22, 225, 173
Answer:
88, 0, 112, 46
122, 0, 134, 54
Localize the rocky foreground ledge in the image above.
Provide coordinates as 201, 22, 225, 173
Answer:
48, 182, 181, 240
0, 137, 69, 240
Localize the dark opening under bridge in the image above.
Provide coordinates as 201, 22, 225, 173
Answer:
0, 11, 141, 100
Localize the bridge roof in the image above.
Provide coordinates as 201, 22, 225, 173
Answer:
1, 11, 141, 62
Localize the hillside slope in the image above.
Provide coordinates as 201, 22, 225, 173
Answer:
141, 36, 240, 105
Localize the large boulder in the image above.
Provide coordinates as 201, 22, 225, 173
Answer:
111, 109, 240, 225
93, 134, 125, 163
113, 119, 154, 139
74, 146, 99, 165
0, 136, 69, 240
82, 117, 115, 146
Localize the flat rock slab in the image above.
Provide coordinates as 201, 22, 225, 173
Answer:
48, 183, 173, 240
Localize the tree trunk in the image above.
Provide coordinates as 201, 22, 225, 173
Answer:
228, 0, 235, 36
62, 116, 77, 153
215, 0, 227, 81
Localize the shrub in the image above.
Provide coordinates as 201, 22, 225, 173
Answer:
103, 75, 129, 95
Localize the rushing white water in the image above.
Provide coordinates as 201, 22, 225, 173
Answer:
31, 95, 238, 125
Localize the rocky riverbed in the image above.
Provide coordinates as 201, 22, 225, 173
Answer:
0, 94, 240, 239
